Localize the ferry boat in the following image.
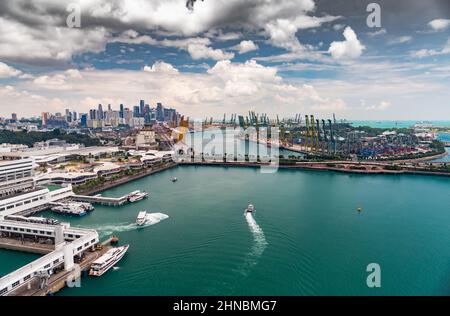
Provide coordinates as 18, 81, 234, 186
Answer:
170, 177, 178, 182
89, 244, 129, 277
136, 211, 147, 226
51, 203, 87, 216
245, 204, 255, 213
128, 190, 149, 203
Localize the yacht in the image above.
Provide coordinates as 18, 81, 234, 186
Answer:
136, 211, 147, 226
128, 190, 149, 203
245, 204, 255, 213
89, 244, 129, 277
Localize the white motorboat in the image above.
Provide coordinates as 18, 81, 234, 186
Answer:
128, 190, 149, 202
89, 244, 129, 277
245, 204, 255, 213
136, 211, 147, 226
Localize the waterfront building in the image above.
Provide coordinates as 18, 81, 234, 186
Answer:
0, 159, 35, 198
0, 158, 74, 217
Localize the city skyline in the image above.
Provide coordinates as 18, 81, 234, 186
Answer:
0, 0, 450, 119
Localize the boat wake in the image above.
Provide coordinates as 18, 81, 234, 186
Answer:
90, 213, 169, 237
239, 212, 268, 276
145, 213, 169, 225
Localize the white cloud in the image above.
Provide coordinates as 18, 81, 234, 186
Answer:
366, 28, 387, 37
0, 0, 340, 64
428, 19, 450, 31
3, 59, 347, 117
333, 24, 345, 31
363, 100, 392, 111
0, 17, 109, 64
264, 15, 339, 51
328, 27, 365, 60
115, 32, 234, 61
234, 40, 259, 54
388, 36, 412, 45
143, 61, 179, 74
410, 37, 450, 58
0, 62, 29, 78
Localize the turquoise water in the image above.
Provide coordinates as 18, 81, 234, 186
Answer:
350, 121, 450, 129
2, 166, 449, 296
184, 129, 304, 157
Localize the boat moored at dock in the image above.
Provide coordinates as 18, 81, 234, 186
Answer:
51, 202, 92, 216
128, 190, 149, 203
89, 244, 129, 277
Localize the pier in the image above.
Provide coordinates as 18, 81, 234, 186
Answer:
71, 190, 147, 206
0, 219, 99, 296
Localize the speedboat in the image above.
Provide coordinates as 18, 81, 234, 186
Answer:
136, 211, 147, 226
245, 204, 255, 213
89, 244, 129, 277
170, 177, 178, 182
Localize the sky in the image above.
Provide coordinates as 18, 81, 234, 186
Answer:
0, 0, 449, 120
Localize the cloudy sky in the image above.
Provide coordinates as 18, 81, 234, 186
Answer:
0, 0, 449, 120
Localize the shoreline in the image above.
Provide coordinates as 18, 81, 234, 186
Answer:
178, 161, 450, 178
73, 155, 449, 197
74, 162, 177, 195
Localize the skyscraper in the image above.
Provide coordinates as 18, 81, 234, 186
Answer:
156, 103, 164, 121
89, 109, 96, 120
139, 100, 145, 117
11, 113, 17, 122
80, 114, 88, 128
98, 104, 103, 120
133, 106, 140, 118
42, 112, 48, 126
119, 104, 124, 119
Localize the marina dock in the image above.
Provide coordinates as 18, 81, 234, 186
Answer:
9, 246, 110, 296
72, 190, 148, 206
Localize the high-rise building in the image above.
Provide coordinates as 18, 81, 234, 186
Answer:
156, 103, 164, 121
139, 100, 145, 116
98, 104, 103, 120
72, 112, 77, 121
65, 109, 72, 122
41, 112, 48, 126
89, 109, 96, 120
11, 113, 17, 122
119, 104, 124, 119
80, 114, 88, 128
133, 106, 140, 118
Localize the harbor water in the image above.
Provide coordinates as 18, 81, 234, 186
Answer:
2, 165, 449, 295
